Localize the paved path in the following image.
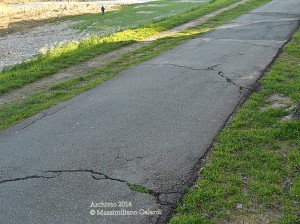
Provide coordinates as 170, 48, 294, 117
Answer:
0, 0, 299, 223
0, 0, 249, 106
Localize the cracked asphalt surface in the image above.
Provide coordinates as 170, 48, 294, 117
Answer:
1, 0, 300, 223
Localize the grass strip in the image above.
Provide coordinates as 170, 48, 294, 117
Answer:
169, 27, 300, 224
0, 0, 243, 94
0, 0, 270, 131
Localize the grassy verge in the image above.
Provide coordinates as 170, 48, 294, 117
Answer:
0, 0, 240, 94
0, 0, 270, 131
169, 28, 300, 224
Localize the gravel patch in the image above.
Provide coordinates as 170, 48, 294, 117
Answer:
0, 21, 88, 71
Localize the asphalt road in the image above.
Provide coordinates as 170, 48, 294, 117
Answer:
0, 0, 299, 223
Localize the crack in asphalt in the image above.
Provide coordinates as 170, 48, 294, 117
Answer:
115, 155, 143, 162
0, 174, 60, 184
17, 112, 47, 132
16, 105, 68, 132
217, 71, 251, 94
43, 169, 130, 184
0, 170, 127, 186
231, 40, 274, 48
147, 63, 253, 96
0, 169, 182, 207
169, 63, 220, 71
148, 63, 220, 72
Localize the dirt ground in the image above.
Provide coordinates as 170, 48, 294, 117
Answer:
0, 1, 151, 33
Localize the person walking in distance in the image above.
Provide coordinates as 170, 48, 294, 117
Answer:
101, 5, 105, 15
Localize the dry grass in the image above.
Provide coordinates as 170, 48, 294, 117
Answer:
0, 1, 103, 30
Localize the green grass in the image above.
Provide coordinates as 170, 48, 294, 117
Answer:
72, 0, 210, 33
0, 0, 271, 131
0, 0, 241, 95
170, 28, 300, 224
127, 183, 151, 194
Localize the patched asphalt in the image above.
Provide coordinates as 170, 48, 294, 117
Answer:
0, 0, 299, 223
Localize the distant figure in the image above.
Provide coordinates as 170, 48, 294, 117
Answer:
101, 5, 105, 15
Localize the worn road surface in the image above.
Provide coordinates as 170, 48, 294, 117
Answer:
1, 0, 299, 223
